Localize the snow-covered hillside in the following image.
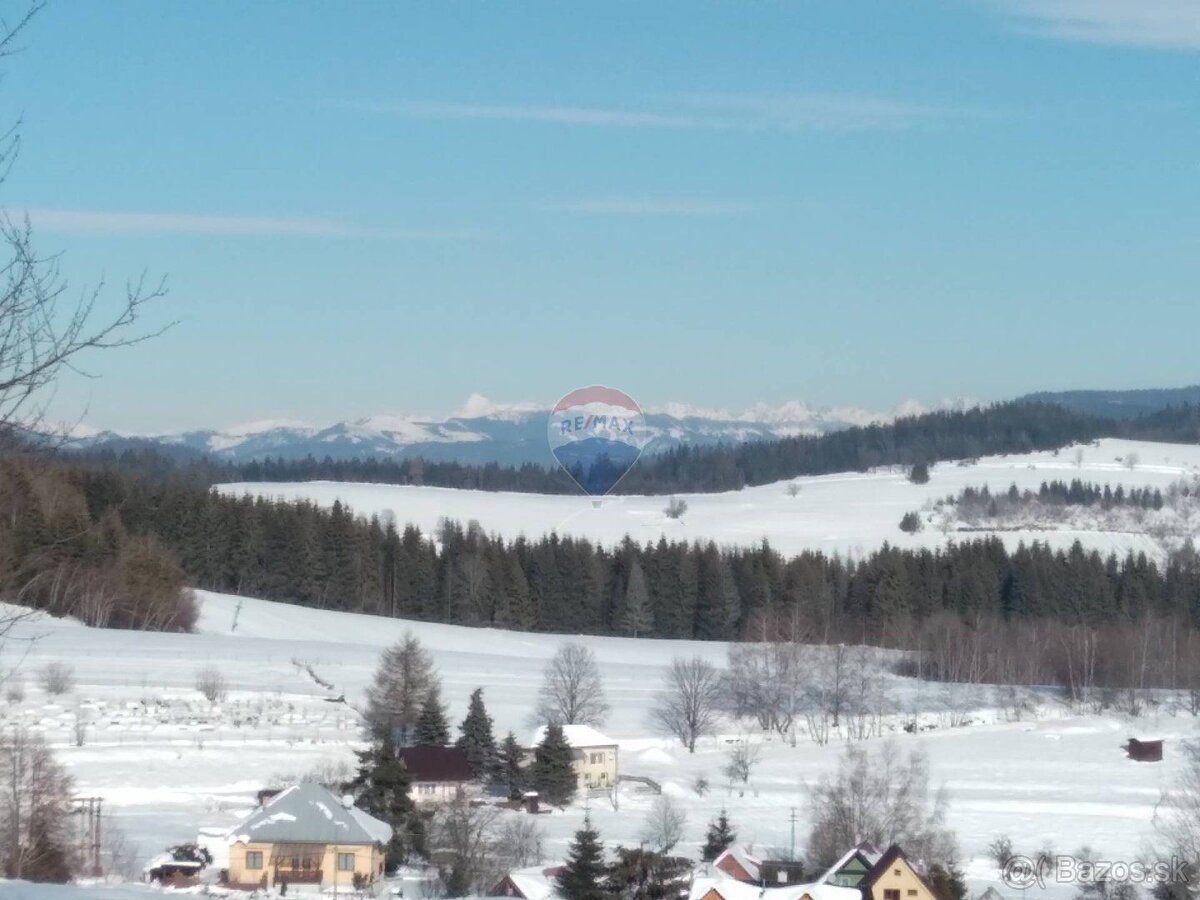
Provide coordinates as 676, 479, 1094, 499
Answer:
221, 439, 1200, 560
0, 591, 1189, 900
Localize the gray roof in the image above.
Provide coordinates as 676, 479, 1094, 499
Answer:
229, 782, 392, 846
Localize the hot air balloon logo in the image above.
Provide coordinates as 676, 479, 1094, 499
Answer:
547, 385, 646, 501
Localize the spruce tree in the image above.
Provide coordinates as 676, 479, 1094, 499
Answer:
700, 809, 736, 861
498, 731, 526, 800
413, 684, 450, 746
531, 723, 577, 806
556, 816, 607, 900
455, 687, 497, 781
619, 560, 653, 638
343, 735, 423, 866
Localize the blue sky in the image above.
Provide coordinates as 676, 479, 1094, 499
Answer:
7, 0, 1200, 431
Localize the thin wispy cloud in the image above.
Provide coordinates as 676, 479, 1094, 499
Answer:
343, 99, 701, 129
21, 208, 487, 240
670, 92, 980, 131
994, 0, 1200, 50
546, 198, 753, 216
340, 91, 985, 133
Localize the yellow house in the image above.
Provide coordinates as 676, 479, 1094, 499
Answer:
225, 783, 390, 893
529, 724, 619, 791
856, 845, 940, 900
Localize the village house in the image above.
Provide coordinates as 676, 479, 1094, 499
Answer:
856, 845, 941, 900
491, 864, 566, 900
224, 782, 391, 893
712, 846, 762, 883
528, 724, 619, 792
398, 745, 481, 805
819, 843, 884, 887
693, 844, 938, 900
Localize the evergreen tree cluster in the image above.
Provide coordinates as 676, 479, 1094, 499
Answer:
954, 480, 1166, 515
49, 454, 1200, 653
0, 457, 195, 631
343, 735, 425, 867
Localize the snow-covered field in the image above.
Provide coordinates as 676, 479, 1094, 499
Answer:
4, 438, 1199, 898
220, 439, 1200, 560
0, 590, 1192, 900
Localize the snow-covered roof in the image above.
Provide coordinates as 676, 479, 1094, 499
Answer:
817, 842, 882, 886
694, 877, 860, 900
712, 845, 763, 882
496, 865, 564, 900
529, 724, 615, 749
227, 782, 392, 846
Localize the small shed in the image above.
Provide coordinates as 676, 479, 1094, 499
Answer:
1125, 738, 1163, 762
760, 859, 808, 886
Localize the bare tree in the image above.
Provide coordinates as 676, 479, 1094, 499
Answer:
37, 662, 72, 696
366, 631, 438, 744
641, 795, 686, 853
650, 656, 723, 753
493, 815, 545, 869
1155, 740, 1200, 872
843, 646, 892, 741
806, 741, 956, 870
725, 642, 806, 738
429, 796, 502, 896
663, 497, 688, 520
0, 727, 77, 881
1125, 452, 1140, 471
0, 4, 170, 443
535, 643, 609, 727
786, 483, 801, 498
194, 665, 227, 703
723, 736, 762, 788
0, 5, 169, 677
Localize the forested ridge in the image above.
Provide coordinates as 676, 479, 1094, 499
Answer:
3, 447, 1200, 690
78, 399, 1200, 496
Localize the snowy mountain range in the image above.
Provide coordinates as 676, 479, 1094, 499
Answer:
66, 393, 973, 465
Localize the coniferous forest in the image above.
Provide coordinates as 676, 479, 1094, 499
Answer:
6, 397, 1200, 693
3, 452, 1190, 684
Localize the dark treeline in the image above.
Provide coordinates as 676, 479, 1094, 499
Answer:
15, 453, 1200, 691
956, 480, 1166, 513
90, 399, 1200, 497
0, 457, 196, 631
66, 457, 1200, 640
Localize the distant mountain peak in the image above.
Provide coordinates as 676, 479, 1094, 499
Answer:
454, 392, 542, 421
65, 394, 970, 466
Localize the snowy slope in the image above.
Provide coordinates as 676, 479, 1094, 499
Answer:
0, 591, 1189, 900
220, 439, 1200, 560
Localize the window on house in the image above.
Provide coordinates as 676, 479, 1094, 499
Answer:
338, 852, 355, 872
245, 851, 263, 870
908, 891, 918, 896
884, 889, 901, 900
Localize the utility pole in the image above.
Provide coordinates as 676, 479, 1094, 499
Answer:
788, 807, 797, 862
